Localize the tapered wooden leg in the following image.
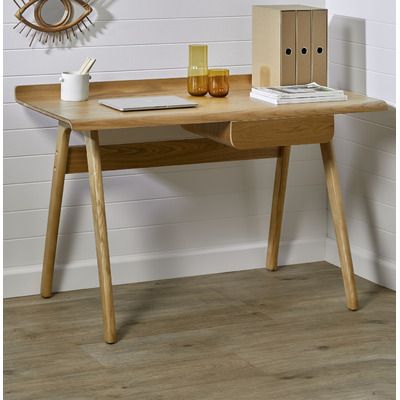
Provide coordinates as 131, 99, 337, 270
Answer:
41, 124, 71, 298
321, 141, 358, 311
266, 146, 291, 271
85, 131, 117, 344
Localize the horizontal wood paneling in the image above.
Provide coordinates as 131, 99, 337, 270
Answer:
4, 240, 327, 298
326, 0, 396, 272
329, 17, 396, 49
5, 18, 252, 50
4, 157, 324, 213
328, 216, 395, 261
4, 129, 85, 156
337, 164, 395, 208
3, 0, 326, 24
349, 108, 396, 129
5, 210, 327, 268
329, 63, 395, 104
334, 115, 395, 154
4, 42, 251, 77
328, 9, 396, 106
325, 238, 395, 290
4, 126, 320, 157
4, 156, 325, 188
330, 39, 396, 76
333, 137, 395, 180
4, 104, 55, 130
4, 127, 199, 157
2, 0, 338, 296
326, 0, 395, 24
341, 193, 395, 233
4, 186, 326, 240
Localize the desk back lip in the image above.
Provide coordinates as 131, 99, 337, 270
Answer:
15, 75, 388, 131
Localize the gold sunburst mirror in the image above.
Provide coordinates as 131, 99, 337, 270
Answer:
13, 0, 95, 46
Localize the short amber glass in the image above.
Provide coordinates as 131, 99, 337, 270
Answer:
187, 44, 208, 96
208, 69, 229, 97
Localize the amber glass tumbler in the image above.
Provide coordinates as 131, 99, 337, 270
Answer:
187, 44, 208, 96
208, 69, 229, 97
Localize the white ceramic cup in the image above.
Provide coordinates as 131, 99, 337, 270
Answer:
59, 72, 91, 101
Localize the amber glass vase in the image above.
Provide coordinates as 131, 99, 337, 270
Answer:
187, 44, 208, 96
208, 69, 229, 97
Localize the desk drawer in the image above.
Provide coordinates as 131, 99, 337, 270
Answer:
182, 115, 334, 149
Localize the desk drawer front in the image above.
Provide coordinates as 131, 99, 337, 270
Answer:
183, 115, 334, 149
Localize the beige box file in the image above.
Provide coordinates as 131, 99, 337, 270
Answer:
296, 10, 312, 84
252, 5, 328, 87
311, 9, 328, 85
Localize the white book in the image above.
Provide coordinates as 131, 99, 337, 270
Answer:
250, 91, 348, 105
252, 83, 345, 99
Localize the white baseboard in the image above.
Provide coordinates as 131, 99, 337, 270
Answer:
4, 238, 325, 298
325, 238, 396, 290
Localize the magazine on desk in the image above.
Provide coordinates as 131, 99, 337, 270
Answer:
250, 82, 348, 105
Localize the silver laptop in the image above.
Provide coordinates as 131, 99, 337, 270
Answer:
98, 95, 198, 112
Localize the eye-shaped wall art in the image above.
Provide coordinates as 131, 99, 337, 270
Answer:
13, 0, 95, 46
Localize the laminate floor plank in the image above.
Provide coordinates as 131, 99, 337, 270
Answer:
4, 262, 395, 399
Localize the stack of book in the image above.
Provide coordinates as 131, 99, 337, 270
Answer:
250, 83, 348, 105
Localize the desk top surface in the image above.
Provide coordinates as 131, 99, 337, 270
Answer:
15, 75, 387, 131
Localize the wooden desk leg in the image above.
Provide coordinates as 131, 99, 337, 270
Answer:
41, 124, 71, 298
320, 141, 358, 311
266, 146, 291, 271
85, 131, 117, 344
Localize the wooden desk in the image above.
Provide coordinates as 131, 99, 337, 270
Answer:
16, 75, 387, 344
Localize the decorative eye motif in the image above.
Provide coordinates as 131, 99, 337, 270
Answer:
13, 0, 95, 47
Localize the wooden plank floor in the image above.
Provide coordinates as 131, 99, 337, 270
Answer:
4, 262, 395, 400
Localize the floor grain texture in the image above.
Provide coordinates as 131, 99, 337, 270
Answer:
4, 262, 395, 399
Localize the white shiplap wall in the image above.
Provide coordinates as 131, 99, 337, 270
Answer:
325, 0, 396, 289
4, 0, 327, 297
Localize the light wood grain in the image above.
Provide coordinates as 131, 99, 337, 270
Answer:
85, 131, 116, 343
15, 74, 385, 343
266, 146, 291, 271
4, 262, 395, 400
15, 75, 387, 131
321, 141, 358, 310
183, 116, 334, 149
41, 124, 71, 298
66, 138, 279, 174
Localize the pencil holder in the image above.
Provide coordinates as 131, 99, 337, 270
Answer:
59, 72, 91, 102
